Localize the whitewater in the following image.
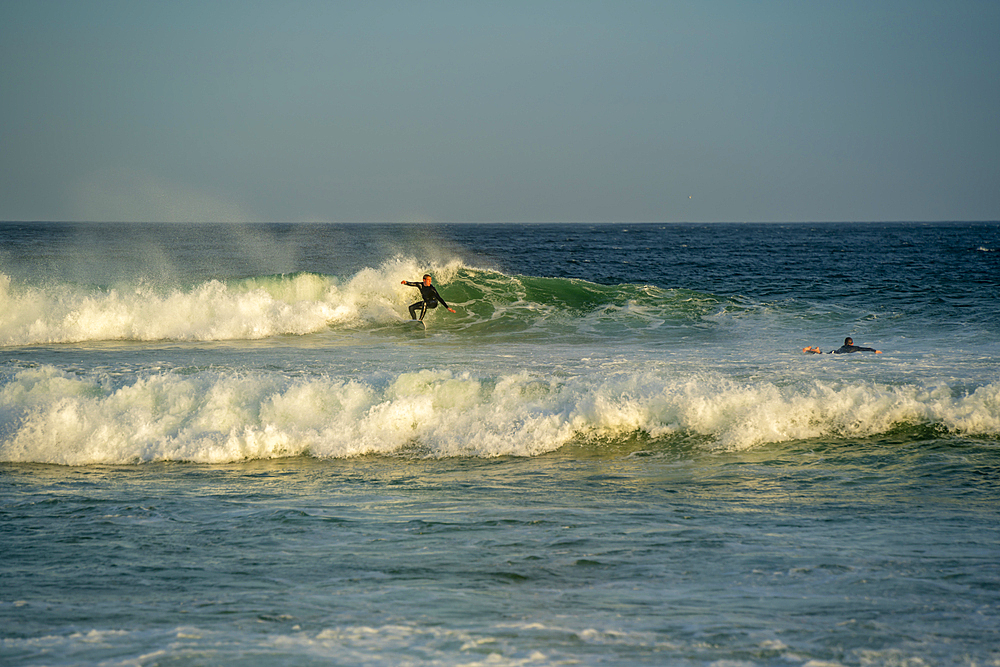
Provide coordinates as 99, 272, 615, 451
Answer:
2, 221, 998, 665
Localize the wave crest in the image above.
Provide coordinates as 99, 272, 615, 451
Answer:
0, 258, 466, 345
0, 260, 729, 346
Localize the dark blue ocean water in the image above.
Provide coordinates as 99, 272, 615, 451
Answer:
1, 222, 998, 665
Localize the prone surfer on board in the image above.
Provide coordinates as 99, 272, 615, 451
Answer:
803, 337, 881, 354
401, 274, 456, 321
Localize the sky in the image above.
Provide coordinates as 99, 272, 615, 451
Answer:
1, 1, 998, 223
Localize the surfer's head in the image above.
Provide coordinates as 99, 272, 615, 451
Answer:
422, 274, 432, 285
844, 337, 853, 345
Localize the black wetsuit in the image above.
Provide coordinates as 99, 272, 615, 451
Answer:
404, 282, 450, 320
831, 344, 877, 354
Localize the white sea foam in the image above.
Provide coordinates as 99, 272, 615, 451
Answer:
0, 258, 465, 345
1, 365, 996, 465
0, 622, 675, 667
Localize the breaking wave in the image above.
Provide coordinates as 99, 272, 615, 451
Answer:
0, 257, 733, 346
1, 364, 996, 465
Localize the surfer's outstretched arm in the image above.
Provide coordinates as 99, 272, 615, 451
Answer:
429, 285, 456, 313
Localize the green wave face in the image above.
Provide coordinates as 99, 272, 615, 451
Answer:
440, 268, 733, 340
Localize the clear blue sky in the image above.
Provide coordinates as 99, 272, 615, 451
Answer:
2, 0, 998, 223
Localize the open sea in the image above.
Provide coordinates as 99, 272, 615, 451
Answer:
1, 221, 998, 666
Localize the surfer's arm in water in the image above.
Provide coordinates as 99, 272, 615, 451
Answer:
832, 344, 880, 354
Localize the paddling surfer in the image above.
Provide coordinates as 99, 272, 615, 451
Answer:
401, 274, 456, 321
804, 337, 881, 354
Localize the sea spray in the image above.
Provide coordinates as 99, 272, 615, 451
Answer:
0, 258, 467, 345
3, 222, 999, 666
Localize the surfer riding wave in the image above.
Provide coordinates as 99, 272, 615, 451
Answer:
401, 274, 456, 321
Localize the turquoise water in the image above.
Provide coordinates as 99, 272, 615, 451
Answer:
2, 222, 999, 665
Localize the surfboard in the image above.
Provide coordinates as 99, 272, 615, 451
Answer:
404, 319, 426, 330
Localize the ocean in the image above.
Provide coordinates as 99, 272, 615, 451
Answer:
1, 221, 998, 666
